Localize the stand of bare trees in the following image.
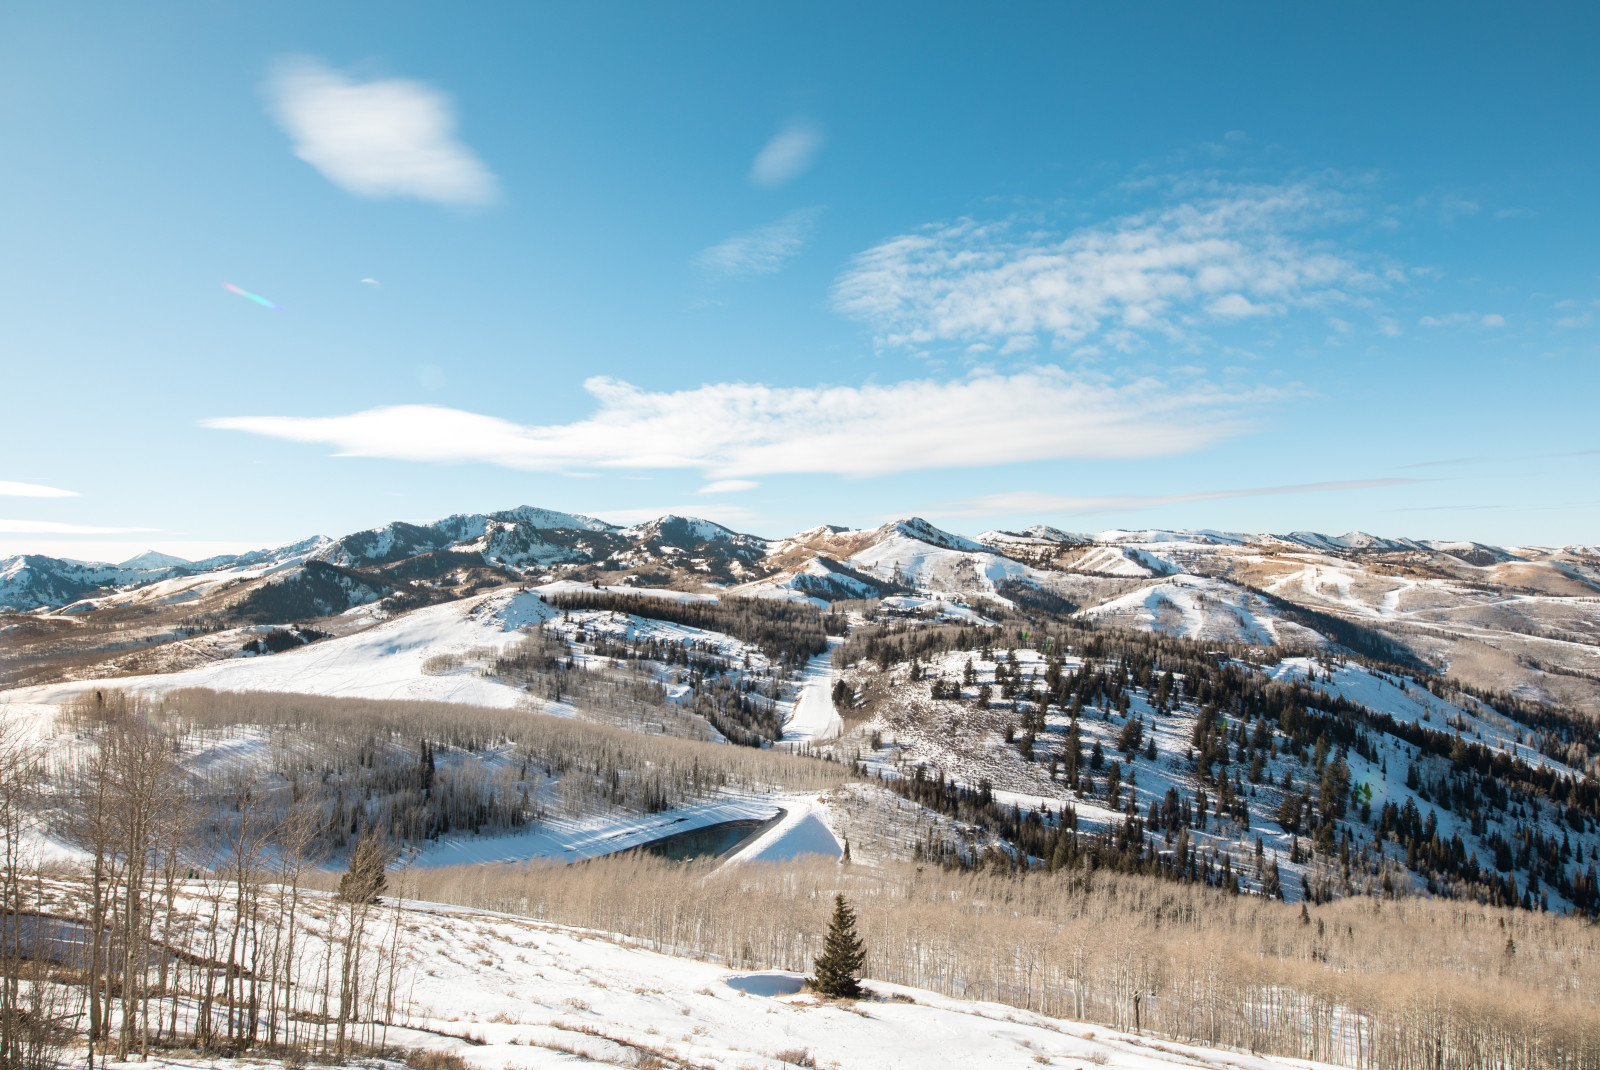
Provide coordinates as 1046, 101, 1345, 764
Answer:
0, 695, 414, 1068
154, 689, 848, 848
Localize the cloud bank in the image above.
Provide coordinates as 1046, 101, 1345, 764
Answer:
833, 182, 1373, 352
205, 370, 1272, 479
267, 57, 498, 205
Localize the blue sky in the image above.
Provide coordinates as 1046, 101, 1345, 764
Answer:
2, 3, 1597, 561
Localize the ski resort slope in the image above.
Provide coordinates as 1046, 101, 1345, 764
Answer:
784, 637, 844, 744
1076, 575, 1326, 646
379, 899, 1343, 1070
845, 526, 1038, 596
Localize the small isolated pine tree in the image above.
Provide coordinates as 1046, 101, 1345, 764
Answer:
810, 894, 867, 998
338, 830, 390, 904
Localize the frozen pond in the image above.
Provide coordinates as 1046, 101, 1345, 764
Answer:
638, 810, 786, 861
724, 971, 806, 996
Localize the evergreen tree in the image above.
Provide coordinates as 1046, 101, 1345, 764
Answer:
810, 894, 867, 998
337, 831, 390, 904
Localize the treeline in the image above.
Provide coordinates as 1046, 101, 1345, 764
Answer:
546, 590, 830, 664
404, 852, 1600, 1070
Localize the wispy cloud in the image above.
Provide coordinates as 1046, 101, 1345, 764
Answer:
926, 478, 1422, 519
0, 481, 77, 498
696, 208, 821, 277
204, 369, 1275, 479
1393, 456, 1487, 470
832, 182, 1376, 352
749, 118, 824, 187
0, 520, 157, 534
698, 480, 759, 494
1418, 312, 1505, 328
266, 56, 498, 206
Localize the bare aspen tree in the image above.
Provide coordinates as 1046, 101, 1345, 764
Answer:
265, 796, 323, 1049
59, 704, 122, 1069
107, 716, 179, 1061
0, 717, 42, 1070
333, 831, 390, 1056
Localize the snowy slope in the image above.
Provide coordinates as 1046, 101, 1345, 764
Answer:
783, 638, 844, 744
1069, 545, 1173, 577
759, 518, 1053, 601
383, 899, 1342, 1070
1077, 575, 1327, 645
2, 588, 560, 710
843, 522, 1042, 596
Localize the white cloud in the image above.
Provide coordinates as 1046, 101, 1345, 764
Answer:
749, 118, 824, 187
266, 57, 498, 206
0, 480, 77, 498
0, 520, 157, 534
1207, 293, 1274, 319
832, 183, 1373, 351
205, 369, 1273, 480
696, 209, 820, 277
698, 480, 759, 494
926, 478, 1422, 519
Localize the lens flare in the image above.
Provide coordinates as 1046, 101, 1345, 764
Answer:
222, 282, 279, 310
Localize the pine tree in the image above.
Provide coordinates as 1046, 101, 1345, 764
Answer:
337, 830, 389, 904
810, 894, 867, 998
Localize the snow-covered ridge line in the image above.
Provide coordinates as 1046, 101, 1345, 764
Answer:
4, 499, 1579, 614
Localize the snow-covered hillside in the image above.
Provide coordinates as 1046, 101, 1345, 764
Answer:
757, 518, 1050, 602
837, 626, 1599, 913
371, 899, 1343, 1070
1076, 575, 1326, 645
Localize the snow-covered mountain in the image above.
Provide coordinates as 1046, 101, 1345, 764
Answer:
0, 536, 333, 613
5, 504, 1597, 719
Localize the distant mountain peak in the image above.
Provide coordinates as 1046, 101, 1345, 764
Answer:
117, 550, 191, 569
882, 517, 986, 551
491, 505, 618, 532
